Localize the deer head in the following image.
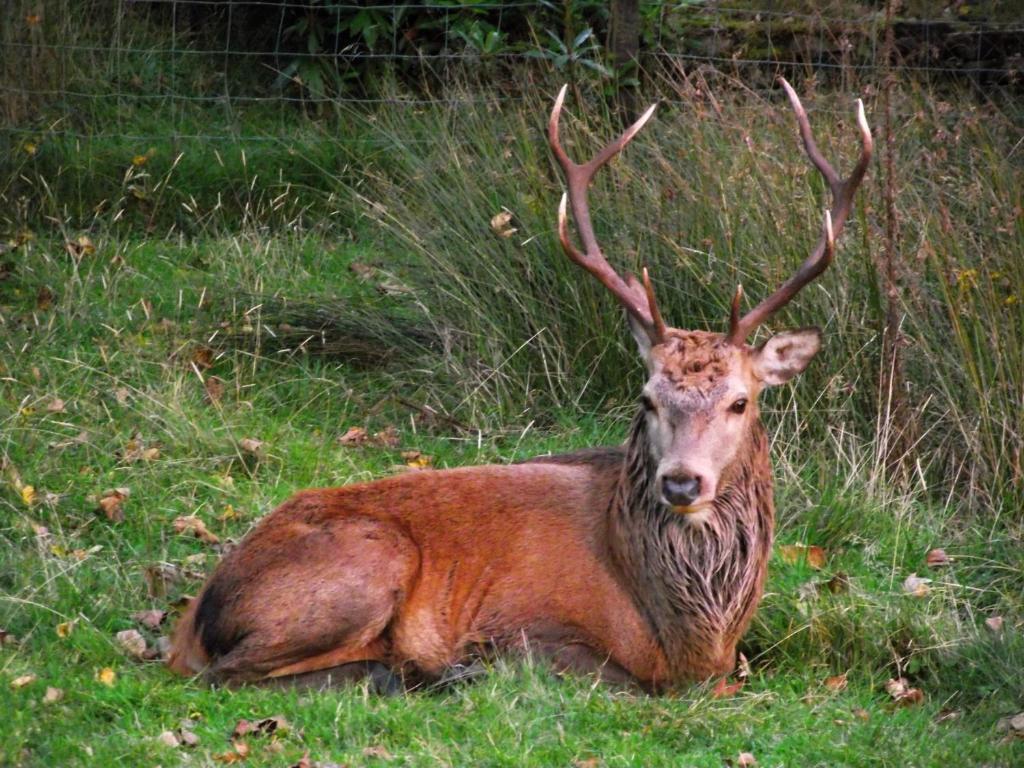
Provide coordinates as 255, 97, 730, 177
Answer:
549, 81, 872, 516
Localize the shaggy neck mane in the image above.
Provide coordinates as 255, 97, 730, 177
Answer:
608, 408, 774, 678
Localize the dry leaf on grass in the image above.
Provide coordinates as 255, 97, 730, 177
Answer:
158, 730, 180, 748
191, 345, 214, 370
239, 437, 263, 455
824, 672, 848, 691
232, 715, 291, 739
116, 629, 147, 658
98, 488, 130, 522
489, 210, 517, 238
173, 515, 220, 544
363, 745, 394, 760
65, 235, 95, 259
11, 674, 37, 689
19, 484, 36, 507
996, 712, 1024, 738
36, 285, 54, 310
96, 667, 116, 686
56, 620, 76, 638
338, 426, 401, 449
144, 563, 192, 598
50, 430, 89, 450
985, 616, 1004, 633
777, 544, 827, 569
902, 573, 931, 598
373, 426, 400, 448
736, 652, 751, 679
885, 677, 924, 706
132, 609, 167, 629
926, 548, 951, 567
214, 741, 251, 763
46, 398, 66, 413
338, 426, 369, 446
204, 376, 225, 404
401, 450, 433, 469
737, 753, 757, 767
43, 686, 63, 703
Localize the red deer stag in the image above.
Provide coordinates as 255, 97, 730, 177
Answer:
169, 79, 871, 690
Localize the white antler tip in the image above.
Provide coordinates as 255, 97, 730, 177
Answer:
824, 209, 834, 246
554, 84, 568, 112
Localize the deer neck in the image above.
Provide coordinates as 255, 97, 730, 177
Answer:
608, 408, 775, 678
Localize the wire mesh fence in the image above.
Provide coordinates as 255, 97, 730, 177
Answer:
2, 1, 1022, 145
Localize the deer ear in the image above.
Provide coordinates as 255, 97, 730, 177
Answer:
627, 312, 655, 367
751, 328, 822, 386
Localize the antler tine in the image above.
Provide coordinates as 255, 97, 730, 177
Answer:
727, 78, 873, 345
550, 84, 664, 343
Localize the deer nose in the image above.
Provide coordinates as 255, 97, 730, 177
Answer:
662, 475, 702, 507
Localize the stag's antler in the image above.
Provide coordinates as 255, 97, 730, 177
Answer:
727, 77, 873, 345
549, 85, 666, 345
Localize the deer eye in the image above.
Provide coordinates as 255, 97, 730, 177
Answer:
729, 398, 748, 414
641, 395, 656, 412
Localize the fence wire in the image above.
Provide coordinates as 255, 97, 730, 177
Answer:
2, 1, 1022, 144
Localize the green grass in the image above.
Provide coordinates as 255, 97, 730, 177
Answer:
1, 233, 1022, 766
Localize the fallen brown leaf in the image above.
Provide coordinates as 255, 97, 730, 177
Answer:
204, 376, 225, 404
46, 397, 66, 413
363, 745, 394, 760
143, 563, 200, 598
985, 616, 1004, 633
885, 677, 924, 706
824, 672, 848, 692
113, 387, 130, 405
43, 686, 63, 703
65, 235, 95, 260
489, 210, 517, 238
349, 262, 376, 281
116, 628, 147, 659
926, 548, 951, 567
132, 609, 167, 629
98, 487, 130, 522
11, 674, 37, 689
36, 285, 54, 310
902, 573, 931, 598
50, 430, 89, 450
239, 437, 263, 455
826, 571, 851, 594
736, 651, 751, 679
214, 741, 250, 763
338, 426, 369, 446
191, 345, 214, 370
56, 620, 76, 638
232, 715, 290, 739
737, 753, 757, 767
373, 426, 400, 448
173, 515, 220, 544
401, 450, 433, 469
289, 753, 313, 768
778, 544, 827, 569
158, 730, 180, 748
996, 712, 1024, 738
96, 667, 116, 686
179, 728, 200, 747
